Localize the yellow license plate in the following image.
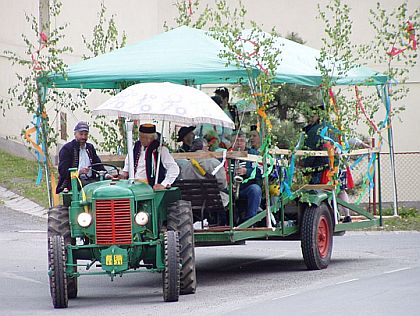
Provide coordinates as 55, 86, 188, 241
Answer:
106, 254, 123, 266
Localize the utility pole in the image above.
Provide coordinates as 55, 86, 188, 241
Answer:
38, 0, 56, 207
39, 0, 50, 38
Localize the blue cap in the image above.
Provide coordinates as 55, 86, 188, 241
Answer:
74, 121, 89, 132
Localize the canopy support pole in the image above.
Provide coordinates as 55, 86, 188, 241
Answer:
126, 120, 135, 180
155, 121, 165, 186
384, 85, 398, 216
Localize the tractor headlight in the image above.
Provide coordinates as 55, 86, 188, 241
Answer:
134, 211, 149, 226
77, 212, 92, 228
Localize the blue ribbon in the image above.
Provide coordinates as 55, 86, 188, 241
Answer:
355, 83, 393, 203
281, 133, 305, 197
319, 124, 350, 154
350, 154, 367, 170
33, 114, 44, 185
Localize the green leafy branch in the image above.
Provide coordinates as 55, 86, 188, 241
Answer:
0, 0, 87, 150
82, 1, 128, 154
358, 2, 419, 129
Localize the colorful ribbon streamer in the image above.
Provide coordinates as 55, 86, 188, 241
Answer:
71, 171, 88, 212
319, 124, 350, 155
355, 86, 379, 133
31, 32, 48, 72
24, 112, 59, 206
242, 135, 274, 184
236, 37, 269, 75
387, 21, 417, 57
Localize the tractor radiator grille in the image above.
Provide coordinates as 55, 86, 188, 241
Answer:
95, 199, 132, 245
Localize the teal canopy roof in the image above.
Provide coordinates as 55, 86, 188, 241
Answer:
42, 26, 387, 89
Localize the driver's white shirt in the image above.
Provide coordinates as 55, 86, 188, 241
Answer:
123, 146, 179, 186
78, 145, 92, 178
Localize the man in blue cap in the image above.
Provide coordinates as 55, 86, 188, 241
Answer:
56, 121, 105, 193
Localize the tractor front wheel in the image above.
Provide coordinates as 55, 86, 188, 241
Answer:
301, 203, 333, 270
48, 236, 68, 308
162, 230, 180, 302
167, 200, 196, 295
48, 206, 77, 299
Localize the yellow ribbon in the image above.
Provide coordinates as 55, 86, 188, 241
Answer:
71, 170, 88, 212
24, 126, 59, 206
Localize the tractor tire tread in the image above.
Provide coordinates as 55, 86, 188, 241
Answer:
167, 200, 196, 295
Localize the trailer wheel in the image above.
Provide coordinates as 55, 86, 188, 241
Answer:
167, 200, 196, 295
162, 231, 180, 302
301, 203, 333, 270
48, 236, 68, 308
48, 206, 78, 299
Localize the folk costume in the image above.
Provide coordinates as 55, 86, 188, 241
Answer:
123, 124, 179, 187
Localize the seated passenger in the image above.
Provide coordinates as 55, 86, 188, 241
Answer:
203, 131, 225, 152
176, 125, 196, 152
120, 123, 179, 190
232, 131, 262, 223
249, 124, 261, 152
196, 93, 235, 149
302, 111, 329, 184
177, 138, 229, 208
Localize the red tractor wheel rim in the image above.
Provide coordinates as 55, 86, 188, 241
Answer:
317, 215, 330, 258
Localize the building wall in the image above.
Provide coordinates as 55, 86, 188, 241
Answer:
0, 0, 418, 153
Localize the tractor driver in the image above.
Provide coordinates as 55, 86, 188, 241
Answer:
56, 121, 106, 193
121, 123, 179, 190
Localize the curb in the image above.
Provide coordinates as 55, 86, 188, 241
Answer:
0, 186, 48, 219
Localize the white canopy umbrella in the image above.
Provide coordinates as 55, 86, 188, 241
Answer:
92, 82, 234, 128
93, 82, 234, 182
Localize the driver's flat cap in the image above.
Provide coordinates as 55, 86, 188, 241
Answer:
74, 121, 89, 132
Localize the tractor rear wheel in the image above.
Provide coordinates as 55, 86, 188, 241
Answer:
301, 203, 333, 270
48, 206, 78, 299
162, 230, 180, 302
167, 200, 196, 295
48, 236, 68, 308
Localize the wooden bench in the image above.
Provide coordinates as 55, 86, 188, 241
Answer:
173, 179, 226, 227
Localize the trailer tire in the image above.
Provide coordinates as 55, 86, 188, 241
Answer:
162, 231, 180, 302
167, 200, 196, 295
48, 206, 78, 299
301, 203, 333, 270
48, 236, 68, 308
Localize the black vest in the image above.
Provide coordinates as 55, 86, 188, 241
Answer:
133, 140, 166, 185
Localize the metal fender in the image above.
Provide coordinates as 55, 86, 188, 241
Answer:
297, 190, 329, 206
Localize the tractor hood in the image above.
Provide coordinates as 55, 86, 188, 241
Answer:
83, 180, 155, 201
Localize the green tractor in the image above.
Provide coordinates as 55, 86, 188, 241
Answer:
47, 166, 196, 308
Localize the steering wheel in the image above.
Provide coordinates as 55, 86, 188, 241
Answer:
90, 163, 120, 179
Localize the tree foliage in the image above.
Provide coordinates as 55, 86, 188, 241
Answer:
82, 1, 127, 59
0, 0, 86, 148
316, 0, 358, 137
317, 0, 419, 138
166, 0, 281, 143
81, 1, 129, 154
358, 2, 419, 131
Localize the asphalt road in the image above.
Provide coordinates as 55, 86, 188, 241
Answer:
1, 205, 419, 316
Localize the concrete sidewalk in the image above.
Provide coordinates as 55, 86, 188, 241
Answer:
0, 186, 48, 218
